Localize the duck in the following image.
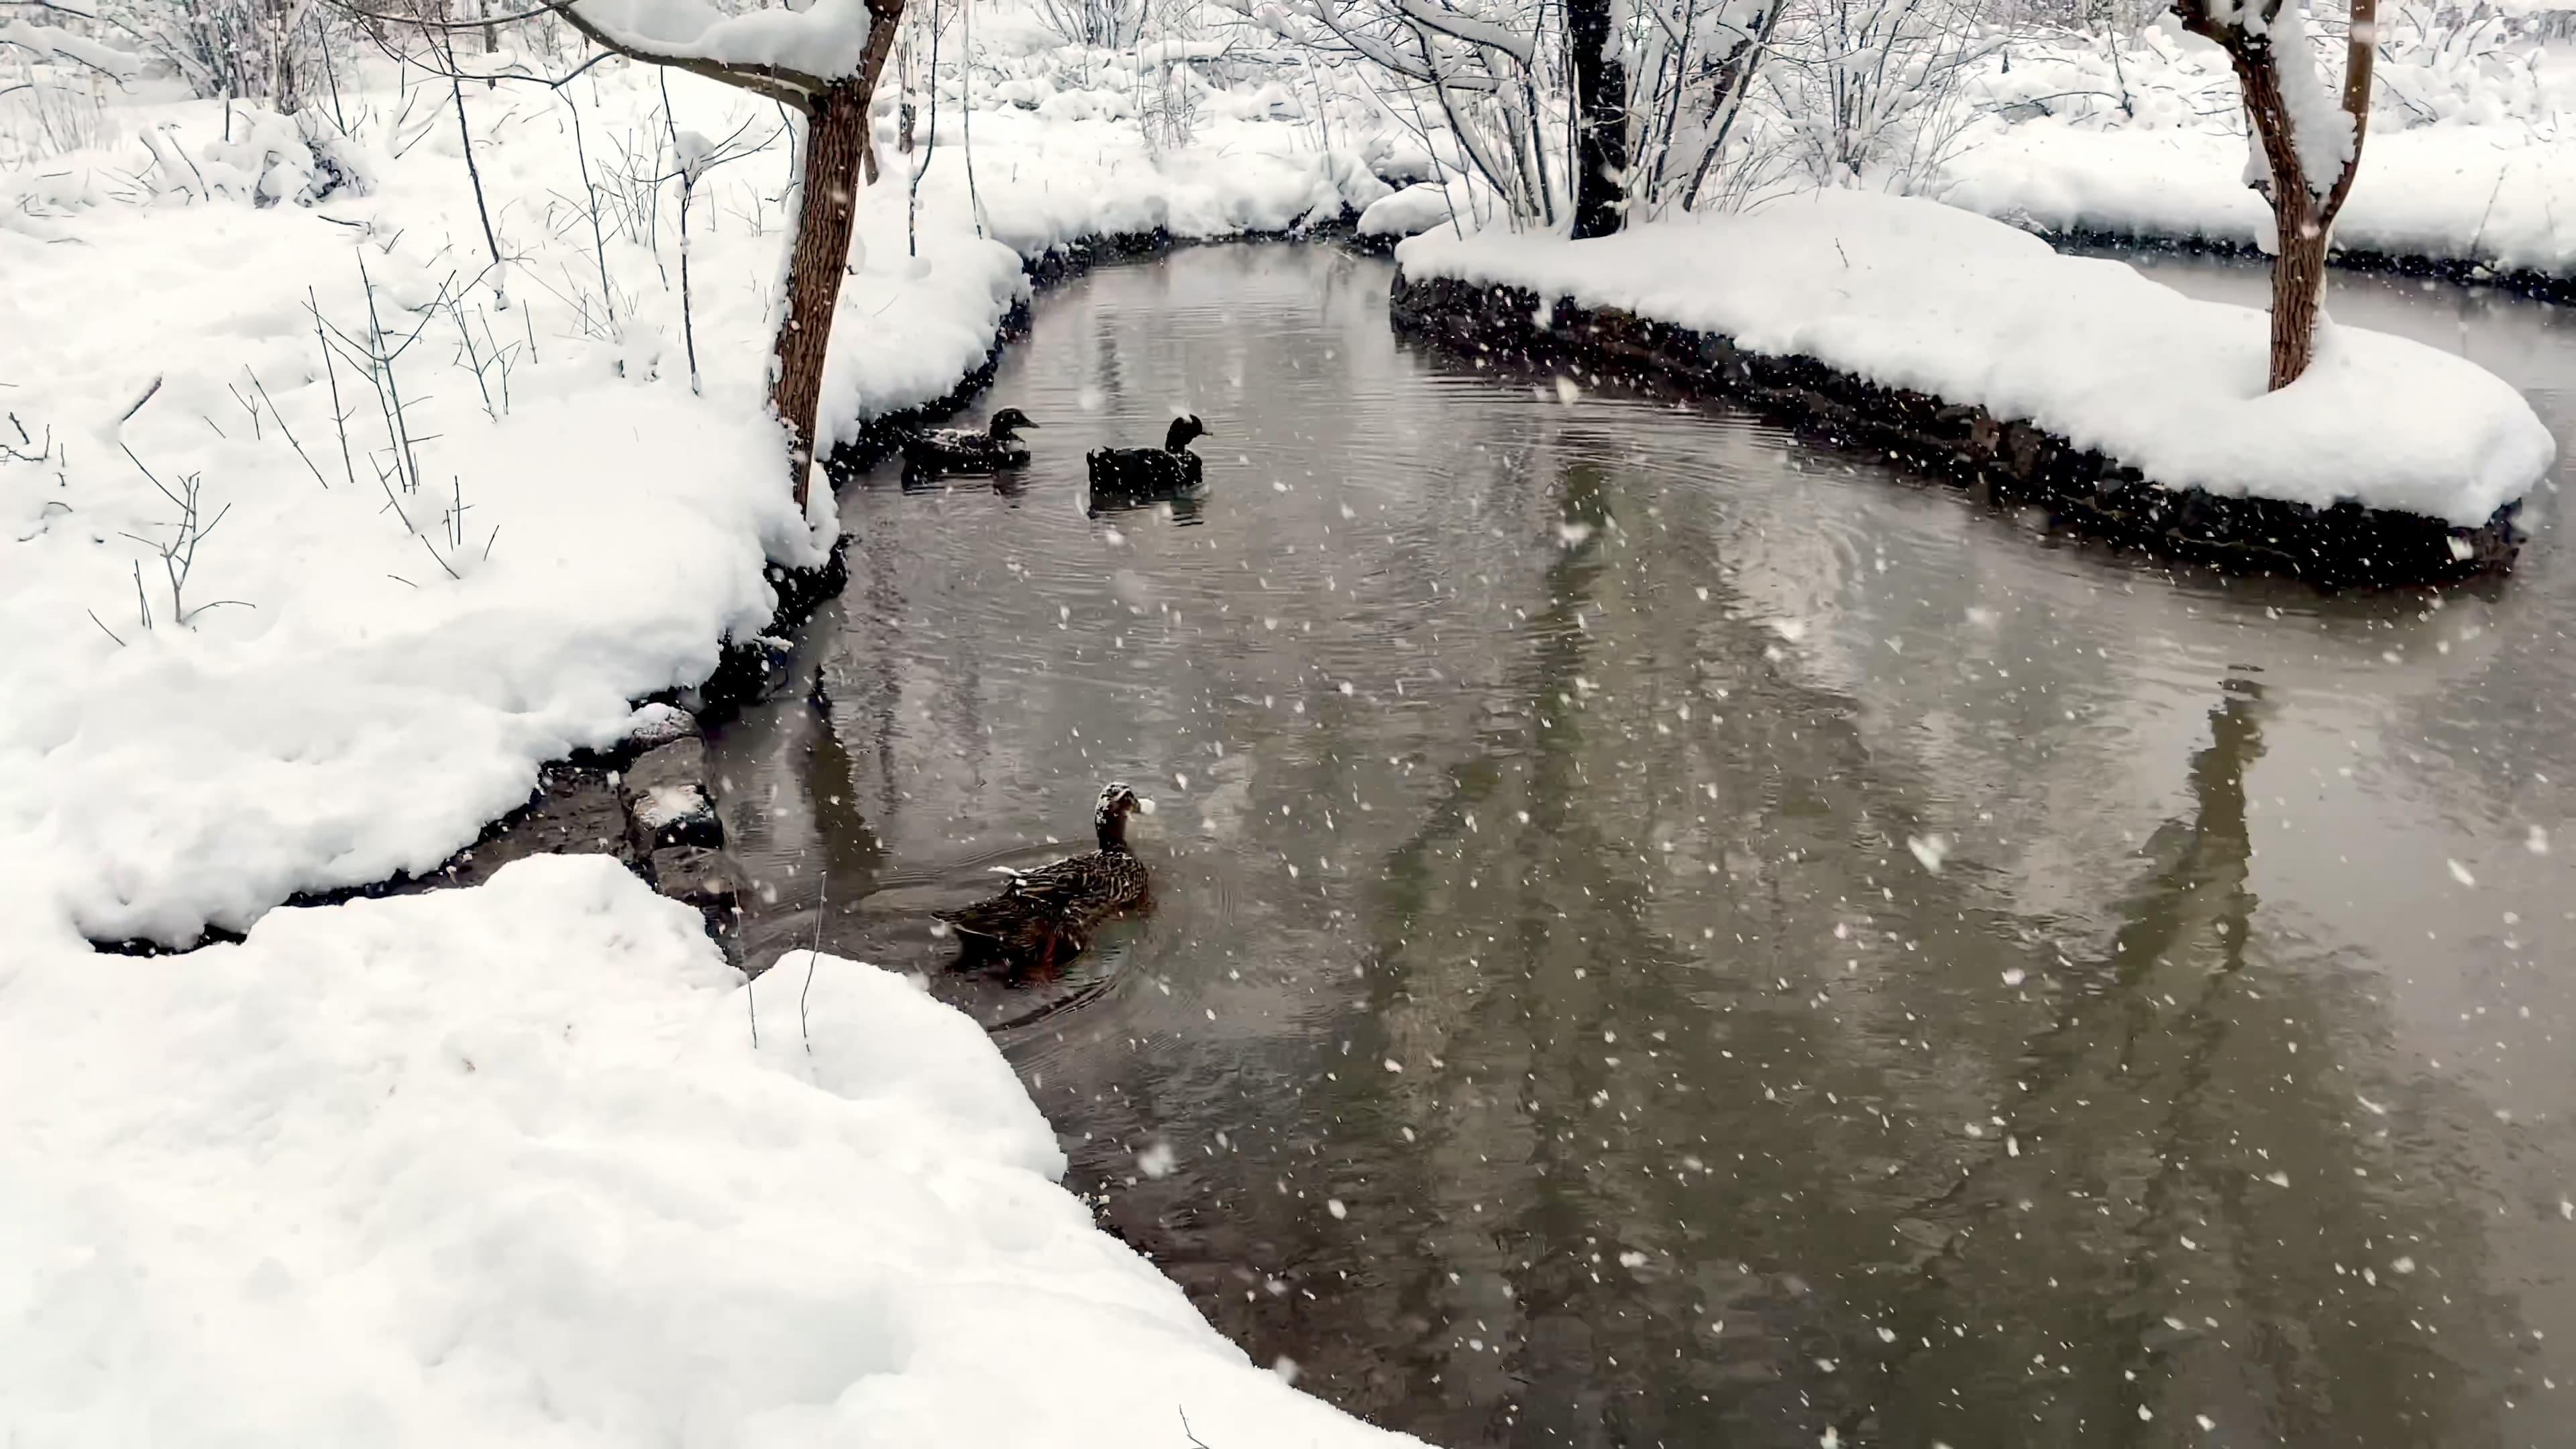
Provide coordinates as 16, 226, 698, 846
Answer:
933, 783, 1151, 973
1086, 415, 1206, 498
902, 407, 1039, 476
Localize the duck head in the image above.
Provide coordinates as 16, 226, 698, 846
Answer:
989, 407, 1040, 440
1164, 415, 1206, 452
1093, 782, 1150, 849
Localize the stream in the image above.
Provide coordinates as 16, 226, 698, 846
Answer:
708, 243, 2574, 1446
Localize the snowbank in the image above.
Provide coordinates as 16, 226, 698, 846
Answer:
1945, 121, 2576, 280
1942, 22, 2576, 280
1396, 191, 2555, 525
0, 855, 1428, 1448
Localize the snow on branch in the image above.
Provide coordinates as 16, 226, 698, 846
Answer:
0, 15, 144, 82
538, 0, 885, 107
1389, 0, 1533, 64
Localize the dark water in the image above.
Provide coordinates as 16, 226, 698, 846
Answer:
709, 244, 2576, 1447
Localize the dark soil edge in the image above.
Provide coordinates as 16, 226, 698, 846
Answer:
1388, 269, 2524, 586
2011, 220, 2576, 307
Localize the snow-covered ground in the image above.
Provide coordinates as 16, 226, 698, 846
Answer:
1, 42, 1417, 1446
1397, 189, 2556, 525
0, 854, 1427, 1448
1943, 18, 2576, 278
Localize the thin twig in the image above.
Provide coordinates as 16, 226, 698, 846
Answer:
247, 366, 331, 488
119, 374, 162, 424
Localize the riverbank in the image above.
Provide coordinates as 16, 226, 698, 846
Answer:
1393, 191, 2551, 582
0, 54, 1430, 1448
1944, 25, 2576, 297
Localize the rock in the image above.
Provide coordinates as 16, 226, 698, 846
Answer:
620, 739, 722, 853
623, 701, 700, 749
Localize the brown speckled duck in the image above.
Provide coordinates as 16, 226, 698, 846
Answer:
934, 783, 1150, 972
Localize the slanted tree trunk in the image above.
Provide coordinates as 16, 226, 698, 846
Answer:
1567, 0, 1627, 239
530, 0, 906, 507
2177, 0, 2375, 390
773, 78, 873, 500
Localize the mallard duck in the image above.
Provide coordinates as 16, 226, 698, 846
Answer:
934, 783, 1152, 972
902, 407, 1039, 476
1087, 415, 1206, 498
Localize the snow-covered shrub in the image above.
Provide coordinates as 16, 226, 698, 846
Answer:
1030, 0, 1151, 49
1619, 0, 1779, 216
1757, 0, 1999, 190
137, 103, 370, 204
51, 0, 329, 112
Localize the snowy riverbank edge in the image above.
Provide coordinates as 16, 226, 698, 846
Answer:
1, 853, 1437, 1449
1392, 192, 2554, 576
1943, 121, 2576, 301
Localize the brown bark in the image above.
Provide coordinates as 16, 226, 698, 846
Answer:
765, 0, 904, 507
2229, 51, 2328, 389
2179, 0, 2376, 390
771, 78, 872, 509
522, 0, 904, 503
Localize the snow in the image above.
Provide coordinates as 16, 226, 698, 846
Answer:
1359, 178, 1456, 236
1940, 19, 2576, 278
572, 0, 881, 83
0, 51, 1430, 1449
0, 18, 144, 80
1946, 121, 2576, 276
0, 855, 1430, 1448
2264, 0, 2357, 201
1397, 189, 2554, 525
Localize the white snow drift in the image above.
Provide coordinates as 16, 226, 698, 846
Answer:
1397, 190, 2555, 525
0, 855, 1428, 1449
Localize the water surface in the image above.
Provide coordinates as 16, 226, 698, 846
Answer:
711, 244, 2574, 1447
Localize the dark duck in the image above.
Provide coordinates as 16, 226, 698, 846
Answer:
1086, 415, 1205, 499
902, 407, 1038, 476
933, 783, 1151, 973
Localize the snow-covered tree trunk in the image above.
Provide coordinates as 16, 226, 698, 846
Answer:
2176, 0, 2376, 390
545, 0, 905, 507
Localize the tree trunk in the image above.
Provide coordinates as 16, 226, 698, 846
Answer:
771, 78, 873, 510
2268, 202, 2328, 390
1566, 0, 1627, 239
2229, 43, 2330, 388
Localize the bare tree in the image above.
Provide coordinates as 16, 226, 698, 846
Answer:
354, 0, 904, 504
2171, 0, 2375, 388
547, 0, 905, 506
